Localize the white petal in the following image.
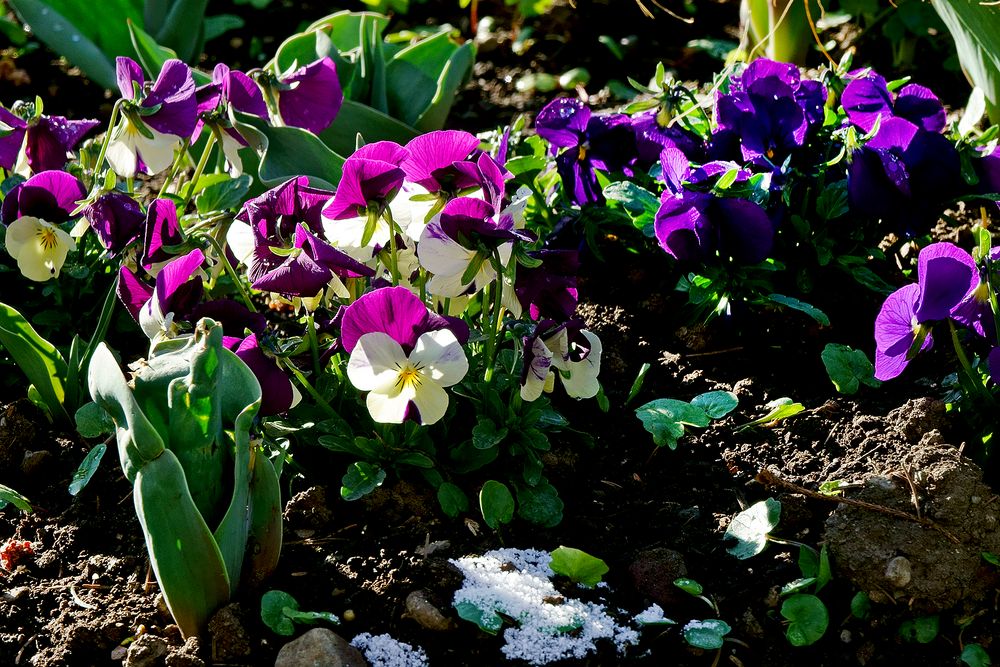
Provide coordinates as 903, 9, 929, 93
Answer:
221, 133, 244, 177
5, 217, 75, 282
226, 221, 256, 267
560, 330, 603, 399
389, 183, 435, 243
410, 329, 468, 387
543, 329, 571, 370
520, 336, 552, 402
105, 125, 139, 179
347, 331, 408, 391
366, 382, 414, 424
408, 379, 450, 425
501, 275, 522, 319
323, 213, 389, 257
134, 127, 180, 175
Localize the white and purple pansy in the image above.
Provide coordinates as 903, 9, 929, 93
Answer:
1, 170, 85, 282
0, 105, 99, 175
194, 63, 268, 177
342, 287, 469, 425
520, 320, 603, 401
116, 248, 206, 340
106, 57, 197, 178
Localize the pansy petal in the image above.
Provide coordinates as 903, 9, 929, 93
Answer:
410, 329, 468, 387
560, 330, 602, 399
914, 242, 977, 322
142, 198, 183, 269
894, 84, 946, 133
278, 57, 343, 135
117, 265, 153, 322
340, 286, 433, 353
116, 56, 144, 100
407, 378, 450, 425
143, 59, 197, 139
348, 331, 407, 391
535, 97, 590, 148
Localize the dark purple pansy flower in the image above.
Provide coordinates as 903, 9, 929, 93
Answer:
535, 97, 636, 206
142, 198, 184, 270
323, 141, 409, 220
437, 196, 531, 246
842, 70, 946, 134
340, 286, 468, 355
514, 249, 580, 321
84, 191, 144, 255
0, 107, 99, 173
251, 223, 373, 299
631, 109, 704, 166
193, 63, 267, 175
874, 243, 977, 380
137, 248, 205, 338
276, 57, 343, 135
226, 334, 296, 416
847, 117, 962, 235
713, 58, 826, 167
1, 170, 85, 224
988, 347, 1000, 385
118, 264, 154, 321
237, 176, 331, 243
975, 146, 1000, 207
116, 57, 198, 140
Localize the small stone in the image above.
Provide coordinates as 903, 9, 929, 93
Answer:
884, 556, 912, 589
3, 586, 29, 602
165, 636, 206, 667
403, 590, 453, 631
628, 548, 688, 607
274, 628, 367, 667
110, 645, 128, 661
124, 634, 168, 667
21, 449, 51, 475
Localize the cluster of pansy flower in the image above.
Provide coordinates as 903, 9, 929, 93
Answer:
0, 57, 602, 517
528, 58, 1000, 318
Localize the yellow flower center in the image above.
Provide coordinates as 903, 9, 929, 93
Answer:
395, 364, 423, 389
577, 145, 587, 161
36, 226, 59, 250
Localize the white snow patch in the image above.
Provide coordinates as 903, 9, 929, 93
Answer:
634, 604, 673, 625
451, 548, 639, 665
350, 632, 428, 667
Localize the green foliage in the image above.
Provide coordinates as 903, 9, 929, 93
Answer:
931, 0, 1000, 123
235, 112, 345, 192
635, 391, 738, 449
479, 480, 515, 529
765, 294, 830, 326
0, 483, 32, 513
88, 319, 281, 637
899, 615, 940, 644
68, 443, 107, 496
75, 401, 115, 438
736, 397, 805, 431
742, 0, 821, 65
682, 619, 731, 649
341, 461, 386, 501
961, 643, 992, 667
781, 594, 829, 646
725, 498, 781, 559
821, 343, 880, 394
261, 590, 339, 636
0, 302, 70, 422
850, 591, 871, 620
548, 546, 608, 587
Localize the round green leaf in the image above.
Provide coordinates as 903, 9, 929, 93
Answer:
961, 643, 992, 667
781, 594, 829, 646
673, 578, 704, 596
549, 546, 608, 587
341, 462, 386, 501
725, 498, 781, 559
479, 480, 515, 530
261, 590, 298, 636
690, 390, 739, 420
682, 619, 731, 649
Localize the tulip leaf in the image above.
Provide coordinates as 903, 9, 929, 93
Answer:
0, 302, 69, 421
781, 594, 829, 646
413, 41, 476, 132
128, 20, 211, 86
235, 111, 345, 191
479, 480, 515, 529
725, 497, 781, 559
68, 443, 107, 496
931, 0, 1000, 123
548, 546, 608, 587
319, 100, 419, 156
153, 0, 207, 62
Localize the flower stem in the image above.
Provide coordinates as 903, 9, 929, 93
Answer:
92, 100, 123, 184
281, 358, 337, 418
383, 207, 401, 286
948, 319, 994, 405
483, 252, 505, 383
183, 132, 217, 208
156, 147, 188, 200
305, 310, 321, 377
199, 232, 257, 312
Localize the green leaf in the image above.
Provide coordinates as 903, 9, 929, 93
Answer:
341, 462, 386, 501
781, 594, 829, 646
736, 397, 805, 432
816, 544, 832, 593
74, 401, 115, 438
319, 100, 419, 156
961, 643, 992, 667
821, 343, 880, 395
479, 480, 514, 530
931, 0, 1000, 124
284, 608, 340, 627
68, 443, 107, 496
635, 399, 710, 449
0, 483, 32, 512
548, 546, 608, 587
725, 498, 781, 559
683, 619, 731, 649
413, 41, 475, 132
196, 175, 252, 214
128, 20, 210, 85
850, 591, 871, 620
0, 302, 69, 421
899, 615, 940, 644
437, 482, 469, 517
625, 362, 651, 406
780, 577, 817, 596
983, 552, 1000, 568
235, 111, 345, 190
690, 390, 739, 420
515, 480, 563, 527
766, 294, 830, 326
9, 0, 142, 90
385, 30, 460, 127
673, 578, 704, 596
154, 0, 207, 62
204, 14, 244, 42
261, 590, 299, 636
455, 600, 503, 634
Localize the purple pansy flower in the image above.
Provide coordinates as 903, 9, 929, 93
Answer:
847, 117, 962, 235
195, 63, 268, 177
226, 334, 299, 416
250, 223, 373, 302
520, 319, 602, 401
514, 249, 580, 322
535, 97, 636, 206
842, 70, 946, 134
107, 58, 197, 177
654, 162, 774, 264
1, 170, 85, 282
712, 59, 826, 167
0, 106, 99, 173
83, 191, 145, 256
631, 109, 704, 166
133, 248, 206, 339
874, 243, 977, 380
274, 57, 343, 135
142, 198, 184, 270
342, 286, 469, 425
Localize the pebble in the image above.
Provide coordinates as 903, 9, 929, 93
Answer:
403, 590, 453, 631
124, 634, 168, 667
274, 628, 367, 667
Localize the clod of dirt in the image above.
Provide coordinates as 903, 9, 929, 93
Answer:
21, 449, 52, 476
164, 636, 205, 667
628, 547, 688, 607
125, 633, 168, 667
274, 628, 367, 667
403, 589, 454, 631
824, 442, 1000, 612
284, 486, 334, 529
0, 401, 37, 473
208, 603, 251, 661
886, 398, 947, 443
